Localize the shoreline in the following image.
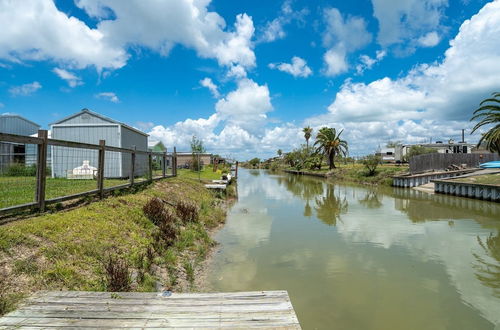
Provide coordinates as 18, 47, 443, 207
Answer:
280, 165, 408, 187
0, 177, 234, 315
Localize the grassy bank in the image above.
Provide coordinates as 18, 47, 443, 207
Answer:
0, 177, 226, 316
282, 163, 408, 186
328, 164, 408, 186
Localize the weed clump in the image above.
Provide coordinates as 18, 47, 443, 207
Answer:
176, 201, 199, 224
0, 271, 8, 315
104, 255, 131, 292
143, 197, 166, 226
144, 197, 179, 247
156, 212, 178, 246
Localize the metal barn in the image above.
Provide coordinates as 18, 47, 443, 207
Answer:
0, 114, 40, 170
50, 109, 148, 178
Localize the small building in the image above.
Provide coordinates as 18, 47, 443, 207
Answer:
0, 114, 40, 170
50, 109, 148, 178
375, 147, 396, 163
148, 140, 170, 169
148, 140, 167, 153
395, 140, 475, 162
176, 152, 212, 168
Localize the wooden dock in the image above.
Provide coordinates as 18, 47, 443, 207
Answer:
0, 290, 301, 329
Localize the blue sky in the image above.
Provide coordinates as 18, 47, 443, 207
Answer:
1, 0, 499, 159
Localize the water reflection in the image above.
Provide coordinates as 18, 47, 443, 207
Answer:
358, 189, 383, 209
209, 169, 500, 329
314, 185, 348, 226
474, 233, 500, 298
391, 187, 500, 223
276, 174, 349, 225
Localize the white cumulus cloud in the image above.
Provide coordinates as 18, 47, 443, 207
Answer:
0, 0, 127, 70
215, 78, 273, 133
371, 0, 447, 53
356, 50, 386, 74
95, 92, 119, 103
258, 0, 308, 43
148, 77, 275, 158
268, 56, 312, 78
0, 0, 256, 74
52, 68, 83, 87
9, 81, 42, 96
418, 31, 441, 47
200, 77, 220, 98
322, 8, 372, 76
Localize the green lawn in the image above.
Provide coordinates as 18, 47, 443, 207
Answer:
0, 177, 127, 209
450, 173, 500, 185
177, 165, 226, 181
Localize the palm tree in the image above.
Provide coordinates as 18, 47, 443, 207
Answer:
314, 127, 348, 170
303, 126, 313, 151
471, 92, 500, 154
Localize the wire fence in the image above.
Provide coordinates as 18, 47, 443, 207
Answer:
0, 130, 177, 215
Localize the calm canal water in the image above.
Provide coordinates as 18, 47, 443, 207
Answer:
208, 169, 500, 330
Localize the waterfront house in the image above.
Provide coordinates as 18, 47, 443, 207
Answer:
395, 140, 475, 162
375, 146, 396, 162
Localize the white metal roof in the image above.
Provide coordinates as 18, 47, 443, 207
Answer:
51, 109, 148, 137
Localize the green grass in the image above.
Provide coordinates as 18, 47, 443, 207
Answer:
0, 177, 226, 314
0, 177, 128, 209
450, 173, 500, 185
177, 165, 226, 181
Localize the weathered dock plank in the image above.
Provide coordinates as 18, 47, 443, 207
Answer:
0, 291, 301, 329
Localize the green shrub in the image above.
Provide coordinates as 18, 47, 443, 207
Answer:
362, 155, 382, 176
1, 164, 37, 177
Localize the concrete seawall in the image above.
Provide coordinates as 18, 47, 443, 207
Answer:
392, 169, 477, 188
432, 179, 500, 202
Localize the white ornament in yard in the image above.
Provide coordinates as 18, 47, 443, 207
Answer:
73, 160, 97, 175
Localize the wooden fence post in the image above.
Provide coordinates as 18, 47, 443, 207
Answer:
97, 140, 105, 199
35, 130, 48, 211
148, 151, 153, 182
235, 161, 239, 179
130, 146, 136, 187
173, 147, 177, 177
162, 151, 167, 178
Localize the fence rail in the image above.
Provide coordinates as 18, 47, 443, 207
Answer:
409, 153, 500, 174
0, 130, 177, 216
